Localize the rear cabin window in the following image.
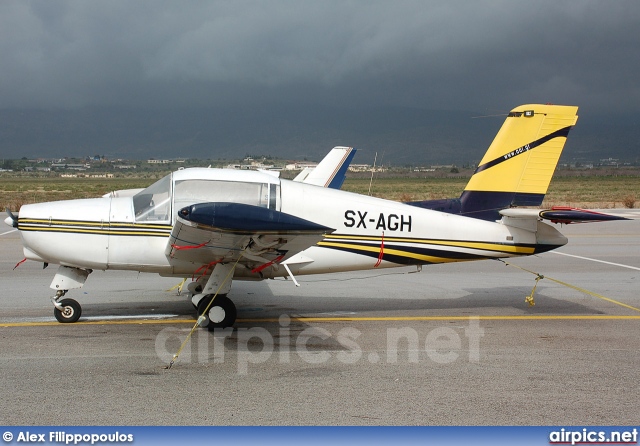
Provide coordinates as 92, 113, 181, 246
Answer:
173, 180, 278, 221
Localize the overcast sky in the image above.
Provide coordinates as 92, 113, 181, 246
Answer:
1, 0, 639, 114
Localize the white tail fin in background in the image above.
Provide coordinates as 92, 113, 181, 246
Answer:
294, 146, 357, 189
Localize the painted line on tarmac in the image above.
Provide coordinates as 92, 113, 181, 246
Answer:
238, 315, 640, 323
0, 229, 18, 236
551, 251, 640, 271
5, 314, 179, 323
0, 318, 196, 327
2, 314, 640, 327
82, 314, 179, 321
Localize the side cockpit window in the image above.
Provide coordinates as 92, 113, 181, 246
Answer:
133, 175, 172, 222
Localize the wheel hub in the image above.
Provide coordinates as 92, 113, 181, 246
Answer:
62, 306, 74, 318
209, 306, 226, 323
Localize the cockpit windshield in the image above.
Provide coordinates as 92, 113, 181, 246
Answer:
133, 174, 171, 222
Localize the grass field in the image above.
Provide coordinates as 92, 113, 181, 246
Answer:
345, 176, 638, 209
0, 174, 637, 212
0, 177, 152, 212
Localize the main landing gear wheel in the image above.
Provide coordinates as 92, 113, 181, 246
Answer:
197, 294, 237, 330
53, 298, 82, 323
188, 282, 204, 309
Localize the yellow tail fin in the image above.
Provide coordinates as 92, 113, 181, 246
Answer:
406, 104, 579, 220
457, 104, 578, 219
465, 104, 578, 196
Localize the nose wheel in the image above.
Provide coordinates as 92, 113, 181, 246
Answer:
53, 298, 82, 323
52, 290, 82, 323
49, 267, 90, 323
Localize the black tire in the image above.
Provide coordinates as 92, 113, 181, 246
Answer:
196, 294, 218, 316
196, 294, 236, 330
54, 298, 82, 323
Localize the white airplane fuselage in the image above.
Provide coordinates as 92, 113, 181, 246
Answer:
16, 168, 567, 280
11, 104, 601, 326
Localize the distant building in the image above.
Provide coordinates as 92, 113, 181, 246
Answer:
226, 161, 276, 170
51, 163, 89, 170
599, 158, 620, 167
285, 162, 318, 171
24, 166, 51, 172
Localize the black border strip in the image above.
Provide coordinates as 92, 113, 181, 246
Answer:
474, 126, 572, 174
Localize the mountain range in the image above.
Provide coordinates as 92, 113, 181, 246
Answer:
0, 105, 637, 165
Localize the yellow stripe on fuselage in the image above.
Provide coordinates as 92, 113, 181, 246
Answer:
18, 219, 171, 237
18, 226, 170, 237
19, 218, 171, 230
318, 241, 472, 263
323, 234, 535, 255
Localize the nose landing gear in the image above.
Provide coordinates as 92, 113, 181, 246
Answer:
52, 290, 82, 323
49, 266, 90, 323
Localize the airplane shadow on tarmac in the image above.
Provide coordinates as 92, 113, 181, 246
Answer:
78, 282, 602, 321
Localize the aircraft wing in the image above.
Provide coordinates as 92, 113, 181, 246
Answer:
165, 202, 333, 274
500, 207, 630, 224
293, 146, 356, 189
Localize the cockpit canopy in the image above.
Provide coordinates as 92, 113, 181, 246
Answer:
132, 168, 280, 224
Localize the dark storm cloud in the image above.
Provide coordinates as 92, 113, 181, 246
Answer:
1, 0, 639, 112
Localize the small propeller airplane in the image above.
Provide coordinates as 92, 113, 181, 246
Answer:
4, 104, 628, 328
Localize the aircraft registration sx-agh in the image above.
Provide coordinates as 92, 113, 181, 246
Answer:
5, 104, 628, 328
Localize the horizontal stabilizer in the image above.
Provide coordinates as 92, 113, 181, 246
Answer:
499, 207, 630, 224
539, 207, 631, 224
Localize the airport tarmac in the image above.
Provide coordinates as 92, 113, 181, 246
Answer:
0, 211, 638, 425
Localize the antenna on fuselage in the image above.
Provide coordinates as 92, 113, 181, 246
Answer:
367, 151, 385, 196
368, 152, 377, 196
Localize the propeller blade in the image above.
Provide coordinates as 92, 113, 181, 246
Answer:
5, 208, 18, 228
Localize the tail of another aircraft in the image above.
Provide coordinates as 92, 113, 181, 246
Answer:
294, 146, 357, 189
408, 104, 579, 220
